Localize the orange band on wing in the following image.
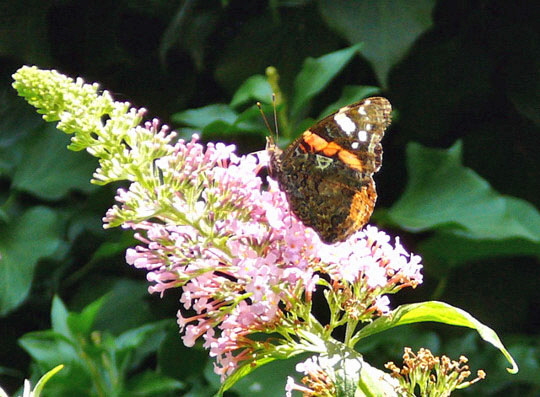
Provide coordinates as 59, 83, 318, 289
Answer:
322, 142, 342, 156
302, 131, 341, 155
302, 130, 328, 151
338, 150, 363, 171
302, 130, 365, 171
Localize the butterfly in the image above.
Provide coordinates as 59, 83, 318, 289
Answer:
266, 97, 392, 243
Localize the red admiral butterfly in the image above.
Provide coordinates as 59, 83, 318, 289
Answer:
267, 97, 392, 243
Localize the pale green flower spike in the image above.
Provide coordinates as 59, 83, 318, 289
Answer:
12, 66, 174, 186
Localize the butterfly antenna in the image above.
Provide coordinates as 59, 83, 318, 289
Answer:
257, 94, 280, 141
257, 101, 274, 138
272, 93, 279, 141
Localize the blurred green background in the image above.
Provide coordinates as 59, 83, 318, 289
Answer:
0, 0, 538, 396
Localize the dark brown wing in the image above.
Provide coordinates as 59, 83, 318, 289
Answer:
268, 97, 392, 243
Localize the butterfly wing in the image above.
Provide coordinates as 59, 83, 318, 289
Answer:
269, 97, 392, 243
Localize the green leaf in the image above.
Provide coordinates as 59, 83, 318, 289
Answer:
497, 341, 540, 386
228, 357, 302, 397
291, 44, 362, 118
418, 233, 540, 269
51, 296, 71, 339
18, 329, 79, 367
317, 85, 381, 119
233, 104, 268, 129
158, 328, 209, 381
0, 95, 45, 177
159, 3, 218, 71
356, 360, 399, 397
67, 295, 107, 336
125, 370, 184, 394
213, 10, 342, 94
116, 321, 168, 351
217, 356, 280, 396
321, 342, 365, 397
171, 104, 238, 129
0, 206, 62, 315
318, 0, 436, 87
11, 124, 98, 200
173, 102, 266, 140
116, 321, 170, 373
230, 75, 272, 108
92, 279, 152, 334
387, 141, 540, 241
20, 296, 172, 396
354, 301, 518, 374
202, 118, 261, 137
505, 37, 540, 127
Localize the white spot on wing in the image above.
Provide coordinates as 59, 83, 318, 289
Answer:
357, 130, 367, 142
351, 142, 360, 149
358, 106, 367, 116
334, 112, 356, 135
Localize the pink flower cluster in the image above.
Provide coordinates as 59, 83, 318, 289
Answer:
118, 134, 422, 379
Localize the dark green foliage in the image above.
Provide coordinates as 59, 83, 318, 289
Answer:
1, 0, 538, 395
